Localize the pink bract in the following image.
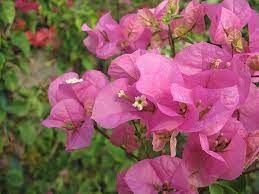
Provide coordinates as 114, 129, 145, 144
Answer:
125, 156, 190, 194
82, 13, 124, 59
183, 119, 246, 187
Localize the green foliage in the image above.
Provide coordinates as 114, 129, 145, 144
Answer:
0, 0, 16, 24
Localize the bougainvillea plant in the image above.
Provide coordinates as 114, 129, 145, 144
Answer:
42, 0, 259, 193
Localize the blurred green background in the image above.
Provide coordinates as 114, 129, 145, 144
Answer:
0, 0, 258, 194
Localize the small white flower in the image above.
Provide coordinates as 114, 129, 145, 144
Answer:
132, 95, 148, 111
65, 77, 84, 84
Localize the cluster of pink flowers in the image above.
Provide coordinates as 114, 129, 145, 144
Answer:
42, 0, 259, 193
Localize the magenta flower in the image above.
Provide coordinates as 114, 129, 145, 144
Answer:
124, 156, 191, 194
245, 130, 259, 167
15, 0, 39, 13
119, 14, 152, 52
117, 170, 133, 194
82, 13, 124, 59
110, 123, 139, 153
173, 0, 205, 35
239, 84, 259, 132
43, 70, 108, 151
183, 119, 246, 187
248, 12, 259, 52
42, 99, 94, 152
48, 72, 79, 106
108, 49, 148, 84
91, 78, 153, 129
48, 70, 108, 113
206, 6, 242, 46
171, 83, 240, 135
174, 42, 232, 76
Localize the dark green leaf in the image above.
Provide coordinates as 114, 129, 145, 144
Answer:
7, 100, 30, 116
217, 181, 239, 194
6, 169, 24, 188
0, 1, 16, 24
209, 184, 224, 194
18, 121, 37, 145
0, 52, 6, 70
4, 69, 18, 91
11, 32, 31, 58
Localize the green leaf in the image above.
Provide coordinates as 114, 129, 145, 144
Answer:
18, 121, 37, 145
6, 169, 24, 188
0, 109, 6, 125
82, 57, 94, 70
0, 1, 16, 24
0, 52, 6, 70
217, 181, 239, 194
4, 69, 18, 91
209, 184, 224, 194
7, 100, 30, 117
11, 32, 31, 58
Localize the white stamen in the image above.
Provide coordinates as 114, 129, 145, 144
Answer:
132, 95, 148, 111
118, 90, 126, 98
65, 77, 83, 84
211, 59, 222, 69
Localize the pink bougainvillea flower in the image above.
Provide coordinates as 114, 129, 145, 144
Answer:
82, 13, 124, 59
219, 0, 253, 27
136, 53, 183, 109
135, 53, 185, 132
108, 50, 148, 84
48, 70, 108, 110
44, 70, 108, 151
245, 130, 259, 167
171, 82, 240, 135
66, 117, 94, 151
119, 14, 152, 53
173, 0, 205, 35
42, 99, 94, 152
239, 84, 259, 132
174, 42, 232, 76
117, 171, 133, 194
92, 78, 153, 129
205, 6, 242, 46
15, 0, 39, 13
125, 156, 190, 194
183, 119, 246, 187
248, 12, 259, 52
204, 0, 253, 28
110, 123, 139, 153
48, 72, 79, 106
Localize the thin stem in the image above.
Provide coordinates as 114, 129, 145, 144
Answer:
252, 75, 259, 78
243, 168, 259, 175
168, 25, 176, 57
94, 122, 140, 161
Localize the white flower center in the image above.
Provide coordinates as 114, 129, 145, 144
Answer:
65, 77, 83, 84
132, 95, 148, 111
118, 90, 126, 98
210, 58, 222, 69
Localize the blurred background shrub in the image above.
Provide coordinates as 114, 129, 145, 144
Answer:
0, 0, 258, 193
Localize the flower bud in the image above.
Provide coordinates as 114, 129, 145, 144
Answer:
162, 0, 180, 25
